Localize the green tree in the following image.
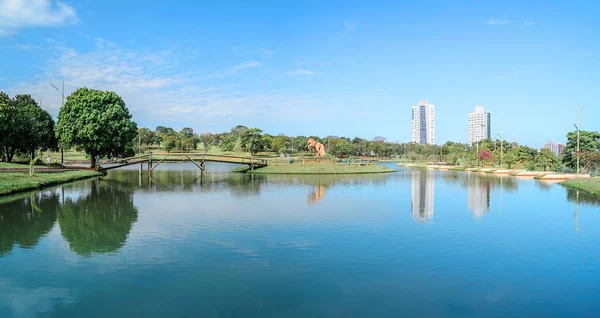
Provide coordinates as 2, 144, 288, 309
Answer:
503, 148, 519, 169
331, 138, 352, 157
446, 152, 459, 166
162, 135, 177, 153
16, 95, 58, 159
533, 148, 558, 171
563, 130, 600, 170
199, 133, 215, 154
261, 134, 273, 152
56, 88, 138, 168
0, 92, 24, 162
241, 128, 264, 155
270, 135, 289, 154
0, 93, 57, 162
137, 128, 155, 150
294, 136, 308, 153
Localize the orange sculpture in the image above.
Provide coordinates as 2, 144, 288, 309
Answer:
307, 138, 326, 157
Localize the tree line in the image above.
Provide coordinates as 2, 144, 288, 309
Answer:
0, 92, 58, 162
135, 124, 600, 173
1, 88, 137, 168
2, 88, 599, 173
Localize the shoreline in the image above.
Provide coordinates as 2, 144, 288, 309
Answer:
399, 163, 600, 195
239, 164, 397, 175
559, 178, 600, 195
398, 163, 591, 181
0, 170, 103, 196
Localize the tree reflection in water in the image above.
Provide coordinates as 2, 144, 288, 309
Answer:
0, 191, 60, 257
58, 180, 138, 257
566, 188, 600, 206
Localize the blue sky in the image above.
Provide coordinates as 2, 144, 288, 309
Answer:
0, 0, 598, 147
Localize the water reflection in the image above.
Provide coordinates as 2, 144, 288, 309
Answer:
58, 180, 138, 257
566, 188, 600, 206
0, 179, 138, 258
411, 169, 434, 223
466, 174, 492, 218
308, 184, 325, 204
0, 192, 60, 257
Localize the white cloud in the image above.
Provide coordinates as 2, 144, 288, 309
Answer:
524, 20, 535, 27
0, 0, 78, 36
291, 69, 316, 75
231, 46, 273, 56
486, 18, 511, 26
8, 40, 322, 127
209, 61, 262, 78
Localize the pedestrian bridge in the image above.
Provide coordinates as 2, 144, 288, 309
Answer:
98, 153, 268, 174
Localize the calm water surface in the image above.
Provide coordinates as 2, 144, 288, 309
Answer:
1, 163, 599, 317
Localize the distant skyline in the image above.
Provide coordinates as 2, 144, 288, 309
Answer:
1, 0, 598, 147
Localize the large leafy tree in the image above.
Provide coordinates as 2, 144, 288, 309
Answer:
13, 95, 57, 159
563, 130, 600, 170
241, 128, 264, 155
177, 127, 195, 152
533, 148, 558, 171
270, 135, 289, 154
331, 138, 352, 157
0, 91, 14, 161
56, 88, 137, 168
0, 92, 24, 162
0, 92, 56, 162
137, 128, 155, 148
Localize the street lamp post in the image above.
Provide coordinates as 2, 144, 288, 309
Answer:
50, 81, 65, 164
576, 108, 583, 174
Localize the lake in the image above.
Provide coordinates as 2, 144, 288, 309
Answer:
1, 163, 599, 317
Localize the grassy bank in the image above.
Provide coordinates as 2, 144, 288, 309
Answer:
0, 162, 52, 169
246, 164, 396, 174
560, 178, 600, 195
0, 170, 103, 196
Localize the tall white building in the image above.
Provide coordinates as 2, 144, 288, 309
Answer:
411, 100, 435, 145
468, 105, 491, 145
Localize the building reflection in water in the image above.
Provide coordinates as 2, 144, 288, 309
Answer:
467, 175, 492, 219
411, 169, 434, 223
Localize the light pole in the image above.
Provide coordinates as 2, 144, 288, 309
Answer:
50, 81, 65, 164
496, 122, 503, 168
576, 108, 583, 174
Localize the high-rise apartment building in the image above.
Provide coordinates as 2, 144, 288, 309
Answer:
556, 143, 564, 155
411, 100, 435, 145
468, 106, 491, 145
544, 140, 555, 152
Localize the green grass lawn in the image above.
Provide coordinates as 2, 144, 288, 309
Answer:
0, 162, 53, 169
0, 170, 103, 196
560, 178, 600, 195
248, 163, 396, 174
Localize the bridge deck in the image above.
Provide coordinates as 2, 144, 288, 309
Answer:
98, 154, 267, 172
